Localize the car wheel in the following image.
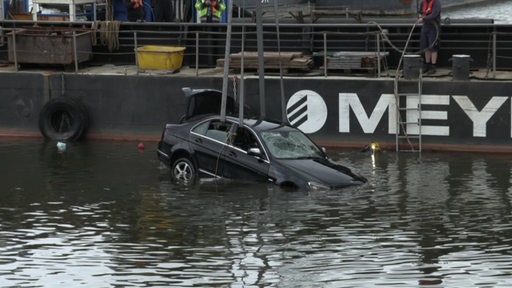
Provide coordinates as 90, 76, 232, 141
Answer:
171, 157, 197, 185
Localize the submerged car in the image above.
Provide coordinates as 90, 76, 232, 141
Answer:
157, 88, 367, 191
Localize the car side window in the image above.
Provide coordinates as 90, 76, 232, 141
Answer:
192, 121, 209, 135
232, 127, 259, 151
193, 120, 232, 143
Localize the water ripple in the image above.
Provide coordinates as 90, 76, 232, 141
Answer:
2, 141, 512, 286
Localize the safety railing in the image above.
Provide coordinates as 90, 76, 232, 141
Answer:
1, 21, 512, 78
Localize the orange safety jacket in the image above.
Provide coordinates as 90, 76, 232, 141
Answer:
422, 0, 435, 15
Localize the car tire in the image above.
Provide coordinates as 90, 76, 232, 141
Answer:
171, 157, 197, 185
39, 97, 89, 141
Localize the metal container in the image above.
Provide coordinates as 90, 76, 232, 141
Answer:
403, 54, 422, 79
451, 54, 472, 80
7, 27, 93, 65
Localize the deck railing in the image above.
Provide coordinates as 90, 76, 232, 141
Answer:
1, 21, 512, 77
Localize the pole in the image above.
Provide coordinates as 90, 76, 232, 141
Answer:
195, 31, 199, 77
493, 31, 496, 79
73, 31, 78, 73
273, 0, 286, 124
220, 0, 234, 122
12, 28, 18, 72
256, 0, 265, 119
239, 25, 245, 125
134, 31, 138, 67
376, 32, 381, 77
323, 32, 327, 77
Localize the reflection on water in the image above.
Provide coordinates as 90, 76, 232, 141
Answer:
444, 0, 512, 23
1, 139, 512, 287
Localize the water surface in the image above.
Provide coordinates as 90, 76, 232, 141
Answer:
1, 139, 512, 287
444, 0, 512, 23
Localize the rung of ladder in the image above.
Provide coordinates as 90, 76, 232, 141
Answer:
398, 149, 421, 153
397, 93, 420, 97
398, 107, 420, 111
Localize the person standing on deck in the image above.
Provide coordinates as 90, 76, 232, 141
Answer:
195, 0, 226, 23
155, 0, 174, 22
126, 0, 146, 21
418, 0, 441, 74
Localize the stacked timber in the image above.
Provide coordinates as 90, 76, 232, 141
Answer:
217, 51, 314, 72
319, 51, 389, 71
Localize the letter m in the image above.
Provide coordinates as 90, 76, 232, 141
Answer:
339, 93, 396, 133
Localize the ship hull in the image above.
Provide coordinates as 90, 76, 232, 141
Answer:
2, 70, 512, 153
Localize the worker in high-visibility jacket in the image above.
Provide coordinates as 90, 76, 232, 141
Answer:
195, 0, 226, 22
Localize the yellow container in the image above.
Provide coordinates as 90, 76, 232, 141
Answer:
136, 46, 186, 71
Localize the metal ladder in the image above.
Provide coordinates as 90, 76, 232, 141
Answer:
395, 73, 423, 152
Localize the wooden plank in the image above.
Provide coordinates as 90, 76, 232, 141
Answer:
219, 51, 313, 71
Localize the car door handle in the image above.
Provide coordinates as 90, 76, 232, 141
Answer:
195, 138, 202, 144
228, 151, 237, 158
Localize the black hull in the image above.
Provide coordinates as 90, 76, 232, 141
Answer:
2, 69, 512, 153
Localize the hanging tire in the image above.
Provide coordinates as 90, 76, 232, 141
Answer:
171, 157, 197, 185
38, 97, 89, 141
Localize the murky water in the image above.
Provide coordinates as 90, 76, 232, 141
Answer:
1, 139, 512, 287
444, 0, 512, 24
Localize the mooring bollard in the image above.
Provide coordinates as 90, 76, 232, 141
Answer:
403, 54, 422, 79
451, 54, 473, 81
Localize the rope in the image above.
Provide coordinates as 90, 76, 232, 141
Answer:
232, 76, 239, 101
368, 19, 440, 55
91, 20, 120, 52
369, 21, 419, 55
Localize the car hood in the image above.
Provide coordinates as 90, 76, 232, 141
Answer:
276, 157, 366, 188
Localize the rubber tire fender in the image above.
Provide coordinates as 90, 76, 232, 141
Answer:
38, 97, 89, 141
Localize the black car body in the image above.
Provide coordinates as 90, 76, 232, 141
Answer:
157, 88, 367, 191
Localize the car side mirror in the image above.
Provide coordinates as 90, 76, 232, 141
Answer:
247, 147, 263, 158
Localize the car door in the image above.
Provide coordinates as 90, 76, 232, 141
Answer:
221, 126, 271, 183
190, 118, 232, 177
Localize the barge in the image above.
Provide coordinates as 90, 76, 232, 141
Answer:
1, 1, 512, 153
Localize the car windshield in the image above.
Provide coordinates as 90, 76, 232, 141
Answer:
260, 130, 324, 159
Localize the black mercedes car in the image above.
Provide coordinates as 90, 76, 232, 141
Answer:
157, 88, 367, 191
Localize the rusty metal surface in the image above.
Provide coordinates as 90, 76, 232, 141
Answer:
7, 26, 92, 65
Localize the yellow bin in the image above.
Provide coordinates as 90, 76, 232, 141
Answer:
136, 46, 186, 71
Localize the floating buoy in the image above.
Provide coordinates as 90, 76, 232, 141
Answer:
370, 141, 381, 153
137, 142, 145, 151
361, 141, 381, 154
57, 141, 67, 152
